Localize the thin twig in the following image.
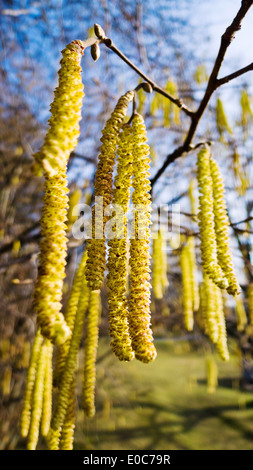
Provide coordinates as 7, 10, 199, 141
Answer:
101, 37, 194, 117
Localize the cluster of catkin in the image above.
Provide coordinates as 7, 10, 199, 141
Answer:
196, 146, 240, 297
180, 236, 199, 332
85, 101, 157, 364
20, 330, 53, 449
21, 40, 102, 450
152, 229, 169, 300
200, 272, 229, 361
32, 40, 85, 346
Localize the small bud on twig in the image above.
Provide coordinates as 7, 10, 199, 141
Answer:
91, 42, 101, 62
142, 82, 153, 93
94, 23, 105, 40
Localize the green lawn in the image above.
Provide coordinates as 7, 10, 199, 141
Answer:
74, 338, 253, 450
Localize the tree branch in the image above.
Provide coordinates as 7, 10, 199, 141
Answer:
216, 62, 253, 87
151, 0, 253, 186
101, 37, 194, 117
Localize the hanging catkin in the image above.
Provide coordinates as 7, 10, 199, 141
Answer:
152, 229, 169, 300
54, 250, 88, 385
33, 40, 85, 345
33, 169, 71, 345
180, 241, 194, 331
197, 147, 228, 290
85, 91, 134, 291
188, 236, 200, 312
83, 290, 100, 417
41, 341, 53, 437
33, 41, 85, 177
210, 156, 241, 296
20, 329, 44, 438
27, 340, 48, 450
47, 269, 89, 450
214, 283, 229, 361
60, 379, 76, 450
128, 114, 157, 363
106, 124, 135, 362
202, 272, 219, 344
216, 97, 232, 139
235, 295, 248, 331
247, 283, 253, 327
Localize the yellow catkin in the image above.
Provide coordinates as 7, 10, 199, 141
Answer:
67, 187, 82, 228
128, 114, 157, 363
60, 379, 76, 450
188, 236, 200, 312
240, 89, 253, 126
27, 341, 48, 450
33, 41, 85, 176
85, 91, 134, 291
106, 124, 135, 361
33, 169, 71, 345
54, 250, 87, 385
41, 340, 53, 437
152, 229, 169, 300
188, 178, 198, 222
197, 147, 228, 290
210, 156, 241, 296
180, 242, 194, 331
163, 80, 180, 127
216, 97, 232, 138
213, 283, 229, 361
247, 283, 253, 327
1, 366, 12, 397
235, 295, 248, 332
20, 330, 44, 438
202, 272, 219, 344
47, 272, 89, 450
206, 354, 218, 394
83, 290, 100, 417
32, 40, 85, 345
194, 64, 209, 85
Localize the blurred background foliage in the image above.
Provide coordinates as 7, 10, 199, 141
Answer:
0, 0, 253, 450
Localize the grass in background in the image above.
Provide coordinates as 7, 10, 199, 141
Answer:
74, 338, 253, 450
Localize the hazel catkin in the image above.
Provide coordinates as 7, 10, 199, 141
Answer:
197, 147, 228, 290
128, 114, 157, 363
210, 156, 241, 296
85, 91, 134, 291
33, 40, 85, 345
106, 124, 135, 362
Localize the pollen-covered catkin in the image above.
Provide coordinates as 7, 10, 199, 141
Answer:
33, 169, 71, 345
188, 236, 200, 312
85, 91, 134, 291
214, 283, 229, 361
152, 230, 169, 300
41, 340, 53, 437
210, 156, 241, 296
20, 329, 44, 438
128, 114, 157, 363
27, 341, 48, 450
33, 40, 85, 345
247, 283, 253, 327
60, 379, 76, 450
202, 272, 219, 344
180, 241, 194, 331
83, 290, 100, 417
216, 97, 232, 139
235, 295, 247, 331
33, 41, 85, 176
106, 124, 134, 362
47, 271, 89, 450
197, 147, 228, 290
54, 250, 88, 385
